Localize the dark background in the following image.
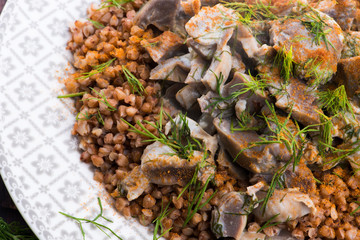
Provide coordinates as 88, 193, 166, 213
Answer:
0, 0, 5, 13
0, 0, 36, 234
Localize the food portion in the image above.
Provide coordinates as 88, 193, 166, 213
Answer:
61, 0, 360, 239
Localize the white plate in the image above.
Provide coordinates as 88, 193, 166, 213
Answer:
0, 1, 151, 239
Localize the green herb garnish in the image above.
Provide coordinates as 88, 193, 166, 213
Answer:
301, 10, 334, 49
59, 198, 123, 240
317, 85, 354, 118
88, 19, 104, 29
350, 201, 360, 216
183, 174, 217, 227
274, 46, 295, 83
313, 176, 323, 184
99, 0, 134, 9
0, 218, 38, 240
206, 71, 267, 114
57, 92, 86, 98
152, 200, 172, 240
96, 109, 105, 125
76, 111, 94, 121
257, 213, 281, 233
302, 58, 326, 88
77, 58, 116, 80
222, 0, 278, 25
322, 139, 360, 166
177, 153, 217, 227
88, 87, 117, 111
244, 101, 322, 213
122, 66, 146, 95
122, 112, 203, 160
230, 111, 262, 132
318, 112, 334, 155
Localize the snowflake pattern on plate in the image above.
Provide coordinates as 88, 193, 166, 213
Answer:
31, 154, 58, 176
8, 127, 33, 148
24, 0, 49, 12
1, 57, 15, 76
58, 180, 85, 202
36, 202, 56, 224
19, 36, 44, 56
39, 107, 65, 127
0, 102, 9, 122
14, 82, 40, 102
0, 0, 151, 239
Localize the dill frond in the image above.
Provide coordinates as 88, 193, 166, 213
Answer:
231, 72, 268, 96
153, 200, 172, 240
96, 110, 105, 125
350, 201, 360, 216
257, 101, 323, 213
230, 112, 262, 132
302, 58, 326, 88
206, 71, 268, 114
99, 0, 134, 9
122, 112, 203, 160
57, 92, 86, 98
88, 19, 104, 29
300, 10, 334, 49
76, 111, 94, 121
274, 46, 295, 83
322, 139, 360, 166
122, 66, 146, 95
318, 112, 334, 155
177, 153, 217, 227
77, 58, 116, 80
183, 174, 217, 227
257, 213, 281, 233
59, 198, 123, 240
0, 217, 37, 240
317, 85, 354, 118
88, 87, 117, 111
222, 0, 278, 25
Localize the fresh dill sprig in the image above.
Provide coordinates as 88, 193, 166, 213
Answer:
152, 200, 172, 240
122, 112, 203, 160
350, 201, 360, 216
254, 101, 322, 213
322, 139, 360, 166
206, 71, 267, 113
177, 154, 209, 200
317, 85, 354, 118
88, 87, 117, 111
0, 217, 38, 240
59, 198, 123, 240
77, 58, 116, 80
222, 0, 278, 25
177, 153, 217, 227
303, 58, 326, 88
122, 66, 146, 95
230, 112, 261, 132
261, 163, 288, 215
301, 10, 334, 49
57, 92, 86, 98
76, 111, 94, 121
88, 19, 104, 29
183, 174, 217, 227
99, 0, 134, 9
313, 176, 323, 184
274, 46, 295, 83
96, 110, 105, 125
257, 213, 281, 233
141, 41, 160, 48
232, 72, 268, 96
318, 112, 334, 155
